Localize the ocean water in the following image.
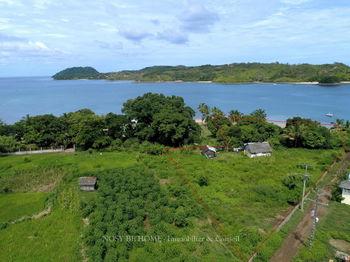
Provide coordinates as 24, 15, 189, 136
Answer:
0, 76, 349, 124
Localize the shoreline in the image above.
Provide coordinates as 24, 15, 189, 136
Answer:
194, 118, 286, 128
53, 78, 350, 85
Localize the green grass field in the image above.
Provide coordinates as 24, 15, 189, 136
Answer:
0, 193, 48, 224
0, 148, 343, 261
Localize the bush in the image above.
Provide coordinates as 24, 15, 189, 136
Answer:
23, 157, 31, 163
140, 142, 164, 155
2, 187, 12, 193
0, 136, 20, 153
123, 138, 140, 150
0, 222, 8, 230
198, 176, 209, 186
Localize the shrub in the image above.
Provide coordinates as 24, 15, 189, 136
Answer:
23, 157, 31, 163
198, 175, 209, 186
140, 142, 164, 155
0, 222, 8, 230
123, 138, 140, 150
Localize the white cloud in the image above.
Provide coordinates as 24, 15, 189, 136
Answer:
157, 30, 188, 44
0, 0, 22, 6
281, 0, 311, 5
44, 33, 67, 38
179, 4, 219, 33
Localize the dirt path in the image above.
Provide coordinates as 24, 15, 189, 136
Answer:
270, 194, 329, 262
270, 152, 350, 262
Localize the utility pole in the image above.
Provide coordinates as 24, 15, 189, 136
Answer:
298, 164, 311, 212
301, 174, 310, 211
305, 192, 328, 250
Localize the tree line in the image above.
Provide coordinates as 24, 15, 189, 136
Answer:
198, 103, 350, 150
0, 93, 200, 153
1, 93, 349, 153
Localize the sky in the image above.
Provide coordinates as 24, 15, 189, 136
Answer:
0, 0, 350, 76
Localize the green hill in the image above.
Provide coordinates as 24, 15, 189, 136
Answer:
53, 63, 350, 83
52, 66, 105, 80
104, 62, 350, 83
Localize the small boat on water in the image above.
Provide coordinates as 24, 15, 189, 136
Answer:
325, 113, 333, 117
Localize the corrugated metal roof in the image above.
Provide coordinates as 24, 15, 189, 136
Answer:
339, 180, 350, 190
79, 177, 97, 186
245, 142, 272, 154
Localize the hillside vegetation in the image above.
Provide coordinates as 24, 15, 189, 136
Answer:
53, 63, 350, 83
52, 66, 105, 80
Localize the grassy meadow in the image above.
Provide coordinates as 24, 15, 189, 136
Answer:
0, 147, 341, 261
292, 201, 350, 262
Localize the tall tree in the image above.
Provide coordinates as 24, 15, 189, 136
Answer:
198, 103, 210, 123
122, 93, 200, 146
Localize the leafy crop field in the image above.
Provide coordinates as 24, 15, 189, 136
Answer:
0, 148, 340, 261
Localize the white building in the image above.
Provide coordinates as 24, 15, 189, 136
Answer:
244, 142, 272, 158
339, 177, 350, 205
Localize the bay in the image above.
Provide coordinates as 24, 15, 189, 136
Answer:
0, 76, 349, 124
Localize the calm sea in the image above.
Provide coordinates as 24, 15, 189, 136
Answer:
0, 76, 349, 124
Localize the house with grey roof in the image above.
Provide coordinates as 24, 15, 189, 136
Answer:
79, 177, 97, 191
339, 175, 350, 205
244, 142, 272, 158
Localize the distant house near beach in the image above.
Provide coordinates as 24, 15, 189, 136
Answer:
338, 175, 350, 205
79, 177, 97, 191
244, 142, 272, 158
201, 145, 217, 159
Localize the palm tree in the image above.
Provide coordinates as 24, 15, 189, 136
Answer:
198, 103, 210, 123
284, 124, 308, 147
229, 110, 243, 124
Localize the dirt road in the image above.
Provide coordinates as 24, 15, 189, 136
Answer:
270, 195, 329, 262
270, 152, 350, 262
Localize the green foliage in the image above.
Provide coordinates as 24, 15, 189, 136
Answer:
318, 74, 341, 84
140, 142, 164, 155
64, 109, 107, 150
198, 175, 209, 187
52, 66, 105, 80
122, 93, 200, 146
282, 174, 303, 204
105, 62, 350, 83
283, 117, 332, 149
83, 166, 200, 261
0, 135, 20, 153
331, 186, 343, 202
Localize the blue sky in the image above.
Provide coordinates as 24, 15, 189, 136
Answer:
0, 0, 350, 76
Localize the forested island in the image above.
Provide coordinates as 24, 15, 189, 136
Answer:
52, 62, 350, 84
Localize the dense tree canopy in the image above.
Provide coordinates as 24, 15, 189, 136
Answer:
52, 66, 104, 80
122, 93, 200, 146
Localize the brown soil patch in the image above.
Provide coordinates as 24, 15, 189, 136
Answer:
159, 178, 169, 185
329, 238, 350, 252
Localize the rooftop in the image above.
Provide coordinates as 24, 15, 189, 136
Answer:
245, 142, 272, 154
339, 180, 350, 190
79, 177, 97, 186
